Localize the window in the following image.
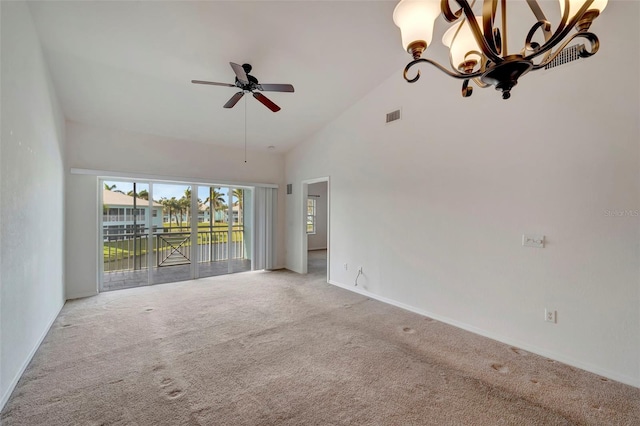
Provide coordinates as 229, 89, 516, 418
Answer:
307, 198, 316, 234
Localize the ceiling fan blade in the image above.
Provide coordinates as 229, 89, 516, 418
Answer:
191, 80, 235, 87
258, 84, 295, 93
230, 62, 249, 85
224, 92, 245, 109
253, 92, 281, 112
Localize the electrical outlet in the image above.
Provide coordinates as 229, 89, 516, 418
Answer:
344, 263, 348, 271
544, 309, 556, 323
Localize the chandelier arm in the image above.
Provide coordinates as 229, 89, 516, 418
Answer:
449, 0, 503, 63
530, 32, 599, 70
403, 58, 483, 83
482, 0, 500, 55
525, 0, 549, 28
441, 0, 463, 22
525, 0, 553, 60
500, 0, 507, 55
461, 79, 474, 97
524, 20, 552, 53
525, 0, 595, 62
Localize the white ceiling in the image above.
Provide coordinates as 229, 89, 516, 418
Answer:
28, 0, 407, 152
28, 1, 627, 153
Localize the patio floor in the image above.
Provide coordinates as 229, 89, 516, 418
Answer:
102, 259, 252, 291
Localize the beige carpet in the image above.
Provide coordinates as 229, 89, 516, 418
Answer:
2, 264, 640, 425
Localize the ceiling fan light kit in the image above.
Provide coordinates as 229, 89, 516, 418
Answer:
192, 62, 294, 112
393, 0, 607, 99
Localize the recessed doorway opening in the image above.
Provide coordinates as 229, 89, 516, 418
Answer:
301, 177, 330, 280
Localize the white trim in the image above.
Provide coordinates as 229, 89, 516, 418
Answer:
191, 184, 199, 279
326, 179, 331, 282
227, 186, 233, 274
147, 185, 154, 274
70, 168, 278, 189
0, 301, 64, 412
301, 183, 309, 274
327, 279, 640, 389
66, 291, 99, 300
98, 179, 105, 292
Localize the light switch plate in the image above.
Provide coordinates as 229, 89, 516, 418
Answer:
522, 234, 545, 248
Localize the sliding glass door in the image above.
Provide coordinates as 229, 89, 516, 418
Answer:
196, 186, 251, 278
101, 180, 151, 290
100, 180, 253, 292
150, 183, 193, 285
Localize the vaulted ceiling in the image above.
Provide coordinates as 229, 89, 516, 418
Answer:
28, 1, 626, 153
28, 1, 407, 152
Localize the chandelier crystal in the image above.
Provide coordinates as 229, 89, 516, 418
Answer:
393, 0, 607, 99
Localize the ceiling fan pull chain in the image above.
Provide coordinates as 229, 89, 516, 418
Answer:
244, 95, 247, 163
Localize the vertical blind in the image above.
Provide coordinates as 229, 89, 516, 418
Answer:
254, 187, 277, 270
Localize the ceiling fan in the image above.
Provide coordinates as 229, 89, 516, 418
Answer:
192, 62, 294, 112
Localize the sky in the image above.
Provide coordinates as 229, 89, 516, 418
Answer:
104, 180, 232, 203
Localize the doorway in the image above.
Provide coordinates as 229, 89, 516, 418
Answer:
301, 177, 330, 280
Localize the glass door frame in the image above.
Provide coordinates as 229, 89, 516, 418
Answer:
99, 178, 254, 291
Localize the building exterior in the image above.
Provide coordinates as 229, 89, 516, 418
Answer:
103, 190, 164, 235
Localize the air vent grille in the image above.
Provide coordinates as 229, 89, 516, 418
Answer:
286, 184, 292, 195
386, 109, 401, 124
544, 44, 583, 70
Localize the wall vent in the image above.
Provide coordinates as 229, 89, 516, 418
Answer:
286, 184, 292, 195
544, 44, 584, 70
386, 109, 401, 124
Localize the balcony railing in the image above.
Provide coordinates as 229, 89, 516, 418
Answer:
103, 226, 245, 273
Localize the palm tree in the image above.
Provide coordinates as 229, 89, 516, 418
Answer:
127, 189, 148, 200
160, 197, 182, 229
233, 188, 244, 225
180, 188, 193, 225
205, 188, 226, 224
169, 197, 182, 228
203, 188, 227, 259
104, 183, 124, 194
178, 198, 190, 227
160, 198, 172, 230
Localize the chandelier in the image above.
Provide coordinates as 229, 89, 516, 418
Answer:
393, 0, 607, 99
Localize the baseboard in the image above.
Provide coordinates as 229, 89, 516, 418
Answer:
65, 290, 98, 300
0, 301, 65, 412
327, 279, 640, 389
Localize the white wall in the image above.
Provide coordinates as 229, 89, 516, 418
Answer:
307, 182, 328, 250
65, 121, 285, 299
285, 3, 640, 386
0, 1, 66, 409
